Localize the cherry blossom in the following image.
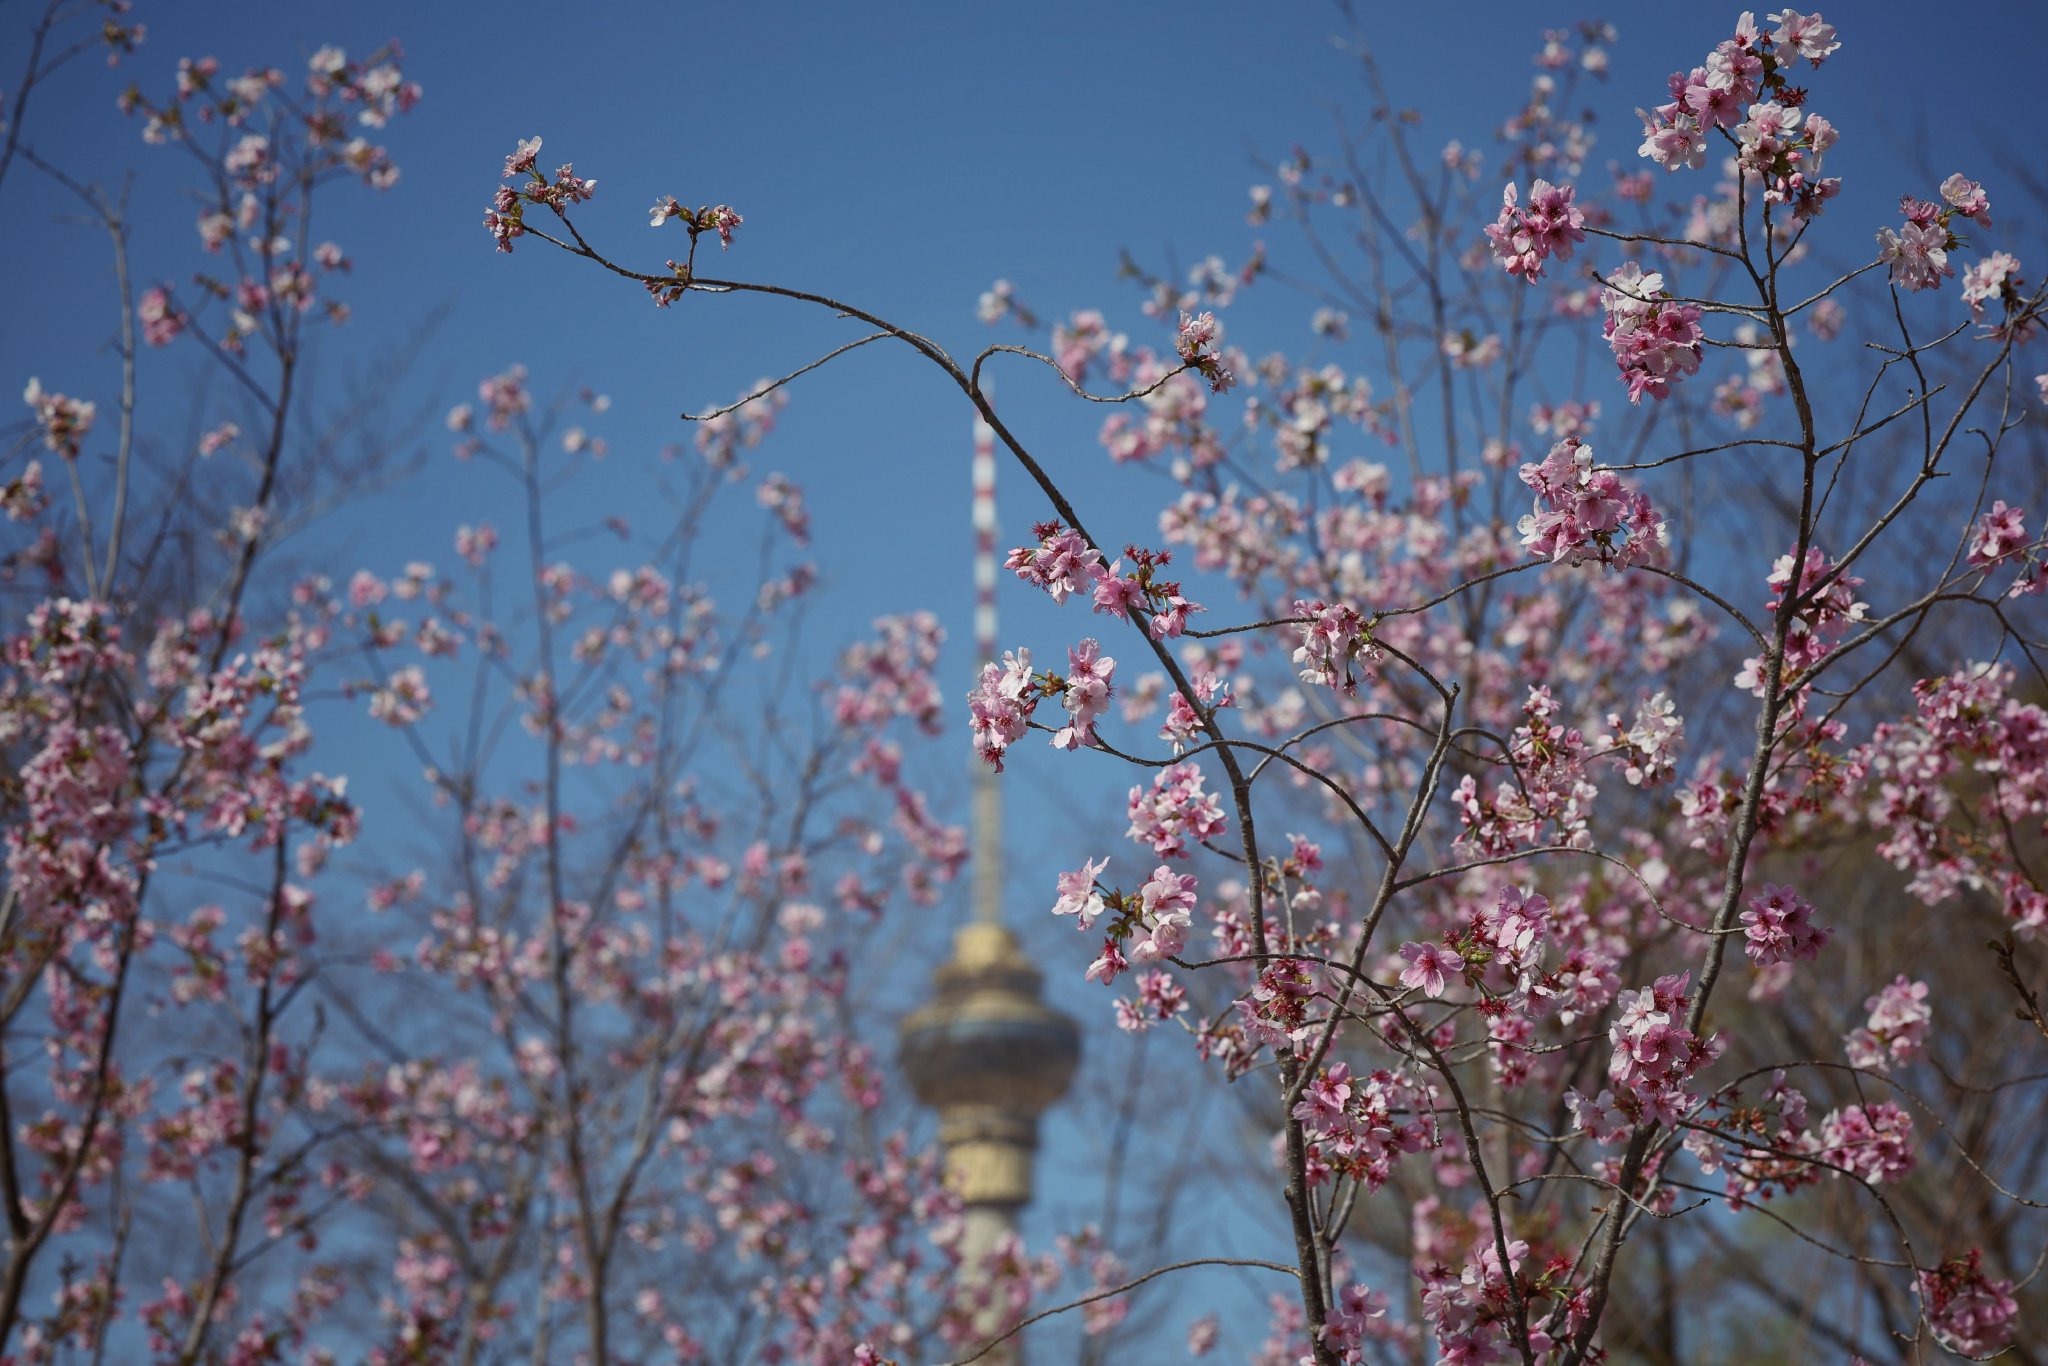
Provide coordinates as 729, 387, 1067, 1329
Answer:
21, 379, 95, 458
1876, 219, 1953, 291
1483, 178, 1586, 281
1052, 638, 1115, 751
1739, 884, 1830, 966
1843, 975, 1932, 1072
1398, 942, 1463, 999
1921, 1251, 2018, 1357
1599, 263, 1704, 403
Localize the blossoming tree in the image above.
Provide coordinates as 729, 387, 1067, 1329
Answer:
0, 10, 1072, 1364
9, 2, 2048, 1364
490, 7, 2048, 1363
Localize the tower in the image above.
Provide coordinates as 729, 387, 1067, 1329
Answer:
898, 404, 1081, 1361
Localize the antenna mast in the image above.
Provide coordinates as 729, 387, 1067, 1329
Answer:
971, 400, 1002, 924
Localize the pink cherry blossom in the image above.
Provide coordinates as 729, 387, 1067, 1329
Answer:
1767, 9, 1841, 64
22, 378, 96, 458
1921, 1251, 2018, 1357
1966, 500, 2027, 568
1739, 884, 1830, 966
1960, 251, 2024, 329
1052, 637, 1115, 751
1398, 942, 1464, 999
1600, 263, 1704, 403
1483, 178, 1586, 282
1050, 859, 1106, 925
1875, 220, 1952, 292
1843, 975, 1931, 1071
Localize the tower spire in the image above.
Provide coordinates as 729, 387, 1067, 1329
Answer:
970, 404, 1003, 925
898, 393, 1081, 1363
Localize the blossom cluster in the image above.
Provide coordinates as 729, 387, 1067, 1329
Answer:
1049, 859, 1201, 987
1417, 1231, 1581, 1365
650, 194, 744, 247
484, 135, 597, 252
122, 42, 413, 187
1482, 178, 1586, 282
1634, 10, 1841, 175
1174, 310, 1235, 393
1920, 1250, 2020, 1357
1289, 598, 1379, 694
1738, 883, 1829, 966
1291, 1062, 1437, 1193
22, 378, 96, 459
1875, 174, 1992, 292
1456, 688, 1603, 855
1964, 499, 2043, 596
1599, 263, 1704, 403
115, 45, 414, 357
1602, 971, 1721, 1126
1006, 523, 1203, 640
1842, 975, 1932, 1072
1685, 1072, 1918, 1205
1858, 661, 2048, 915
1737, 545, 1866, 697
1958, 250, 2032, 338
1516, 437, 1666, 566
963, 640, 1117, 769
1126, 762, 1227, 860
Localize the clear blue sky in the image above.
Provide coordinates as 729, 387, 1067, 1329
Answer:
10, 2, 2048, 1356
14, 0, 2045, 668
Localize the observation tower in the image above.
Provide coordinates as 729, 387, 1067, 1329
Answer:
898, 406, 1081, 1361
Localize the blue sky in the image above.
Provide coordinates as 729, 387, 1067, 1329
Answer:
11, 1, 2048, 1355
15, 0, 2044, 668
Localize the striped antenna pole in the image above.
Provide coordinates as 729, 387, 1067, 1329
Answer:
971, 392, 1003, 925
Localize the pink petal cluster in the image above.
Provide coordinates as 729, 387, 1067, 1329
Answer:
1397, 941, 1464, 998
1125, 761, 1226, 859
1289, 598, 1378, 694
1051, 638, 1115, 751
1158, 670, 1229, 756
476, 363, 532, 432
1483, 178, 1586, 282
1234, 959, 1316, 1053
1174, 310, 1234, 393
649, 196, 744, 250
1843, 974, 1931, 1072
1737, 545, 1865, 694
1290, 1063, 1436, 1194
1605, 971, 1718, 1125
1517, 437, 1666, 566
1600, 263, 1704, 403
137, 284, 187, 346
1920, 1251, 2019, 1358
1816, 1101, 1916, 1184
1635, 10, 1838, 173
1738, 883, 1829, 966
1088, 544, 1203, 640
485, 135, 597, 253
1942, 172, 1992, 223
1006, 520, 1101, 604
1127, 864, 1198, 962
966, 648, 1037, 771
1875, 218, 1952, 292
1317, 1282, 1389, 1358
1051, 857, 1109, 927
1966, 499, 2028, 568
1960, 251, 2027, 333
1113, 969, 1189, 1032
1607, 692, 1685, 786
1732, 100, 1841, 220
1419, 1236, 1567, 1364
22, 378, 97, 458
